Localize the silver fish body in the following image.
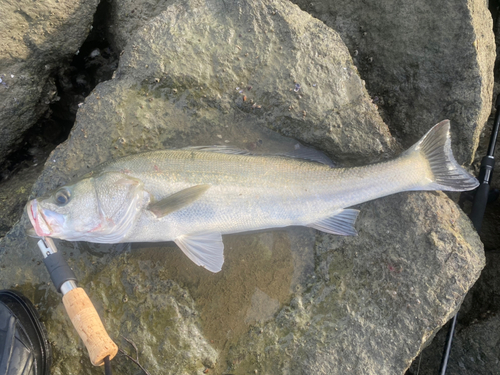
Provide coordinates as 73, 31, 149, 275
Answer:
27, 120, 478, 272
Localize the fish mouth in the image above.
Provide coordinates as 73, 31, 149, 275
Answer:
26, 199, 53, 237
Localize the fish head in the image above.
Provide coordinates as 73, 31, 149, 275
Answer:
26, 173, 147, 242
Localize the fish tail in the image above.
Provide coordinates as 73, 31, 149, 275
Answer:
407, 120, 479, 191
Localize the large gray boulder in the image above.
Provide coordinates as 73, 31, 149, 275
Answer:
36, 0, 394, 179
292, 0, 495, 165
226, 193, 483, 374
108, 0, 175, 52
0, 0, 485, 373
0, 0, 99, 165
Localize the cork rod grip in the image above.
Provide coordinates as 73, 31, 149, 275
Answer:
62, 287, 118, 366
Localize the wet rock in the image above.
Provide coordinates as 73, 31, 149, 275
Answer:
0, 0, 485, 374
0, 0, 99, 165
29, 0, 395, 188
92, 255, 219, 375
291, 0, 495, 165
0, 239, 218, 375
245, 288, 281, 324
0, 163, 44, 238
226, 193, 484, 374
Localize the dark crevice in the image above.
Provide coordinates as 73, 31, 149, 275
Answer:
0, 0, 118, 183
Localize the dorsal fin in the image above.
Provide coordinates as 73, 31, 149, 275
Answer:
289, 144, 336, 167
182, 145, 250, 155
181, 145, 335, 167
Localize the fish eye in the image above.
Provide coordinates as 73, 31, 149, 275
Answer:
55, 188, 71, 206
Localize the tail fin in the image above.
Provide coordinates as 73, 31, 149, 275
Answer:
407, 120, 479, 192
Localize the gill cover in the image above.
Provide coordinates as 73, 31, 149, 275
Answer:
88, 173, 146, 242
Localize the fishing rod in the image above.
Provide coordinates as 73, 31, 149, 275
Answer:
37, 237, 117, 374
438, 93, 500, 374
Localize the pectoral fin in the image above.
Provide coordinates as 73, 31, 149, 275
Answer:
174, 232, 224, 273
308, 209, 360, 236
148, 184, 210, 218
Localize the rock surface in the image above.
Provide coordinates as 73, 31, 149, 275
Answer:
0, 163, 43, 238
292, 0, 495, 165
224, 193, 484, 374
406, 251, 500, 375
0, 0, 486, 374
40, 0, 395, 180
108, 0, 174, 52
406, 62, 500, 374
0, 0, 99, 165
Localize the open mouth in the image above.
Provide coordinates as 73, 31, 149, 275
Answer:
26, 200, 52, 236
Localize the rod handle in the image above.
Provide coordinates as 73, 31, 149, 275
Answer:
62, 287, 118, 366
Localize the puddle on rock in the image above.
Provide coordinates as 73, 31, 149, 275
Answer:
129, 227, 315, 353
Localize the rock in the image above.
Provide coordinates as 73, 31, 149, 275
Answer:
0, 163, 44, 238
408, 43, 500, 372
31, 0, 394, 191
406, 313, 500, 375
291, 0, 495, 165
407, 231, 500, 374
226, 193, 484, 374
444, 314, 500, 374
79, 253, 219, 375
0, 0, 99, 165
406, 78, 500, 375
0, 0, 485, 373
108, 0, 174, 52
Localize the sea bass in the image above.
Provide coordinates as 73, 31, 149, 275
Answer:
27, 120, 478, 272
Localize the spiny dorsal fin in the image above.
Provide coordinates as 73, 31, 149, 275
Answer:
148, 184, 210, 218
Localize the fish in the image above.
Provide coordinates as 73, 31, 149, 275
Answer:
26, 120, 478, 272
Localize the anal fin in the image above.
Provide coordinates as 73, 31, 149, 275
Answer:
174, 232, 224, 273
308, 209, 360, 236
